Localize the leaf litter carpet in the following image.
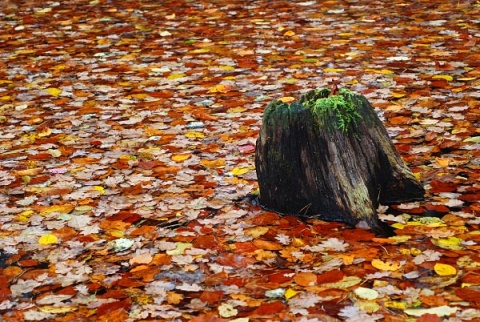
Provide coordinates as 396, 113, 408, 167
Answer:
0, 0, 480, 321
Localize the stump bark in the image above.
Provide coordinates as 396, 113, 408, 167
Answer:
255, 88, 424, 236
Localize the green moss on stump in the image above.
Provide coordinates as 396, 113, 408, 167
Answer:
265, 88, 362, 133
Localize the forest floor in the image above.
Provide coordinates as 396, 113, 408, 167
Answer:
0, 0, 480, 321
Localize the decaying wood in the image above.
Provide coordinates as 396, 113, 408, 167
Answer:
255, 88, 425, 236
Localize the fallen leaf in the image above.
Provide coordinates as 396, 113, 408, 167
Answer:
371, 259, 402, 271
38, 234, 58, 245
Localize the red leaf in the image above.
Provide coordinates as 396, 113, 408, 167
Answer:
0, 276, 12, 302
215, 253, 255, 269
233, 242, 258, 253
253, 301, 287, 316
425, 204, 450, 213
252, 212, 280, 226
456, 288, 480, 304
317, 270, 345, 284
342, 229, 375, 242
200, 290, 224, 305
268, 270, 295, 284
188, 314, 226, 322
96, 299, 131, 317
429, 180, 457, 193
417, 313, 442, 322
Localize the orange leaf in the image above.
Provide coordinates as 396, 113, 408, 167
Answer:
193, 235, 218, 249
253, 239, 283, 251
200, 159, 225, 168
129, 253, 153, 265
188, 314, 227, 322
171, 154, 192, 162
200, 290, 224, 305
294, 272, 317, 287
252, 212, 281, 225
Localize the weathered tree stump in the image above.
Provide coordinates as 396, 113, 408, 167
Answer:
255, 88, 425, 236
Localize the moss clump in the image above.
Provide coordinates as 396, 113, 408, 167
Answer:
301, 88, 361, 132
263, 87, 362, 133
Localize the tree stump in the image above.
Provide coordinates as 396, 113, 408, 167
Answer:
255, 88, 425, 236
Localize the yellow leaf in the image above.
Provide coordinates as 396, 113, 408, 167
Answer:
284, 30, 296, 37
200, 159, 225, 168
283, 78, 298, 84
285, 288, 298, 300
432, 74, 453, 81
371, 259, 401, 271
434, 263, 457, 276
209, 84, 233, 93
109, 230, 125, 238
135, 25, 152, 32
15, 49, 36, 54
231, 167, 252, 176
387, 235, 411, 244
130, 93, 148, 99
45, 87, 62, 97
244, 226, 269, 238
278, 96, 295, 103
185, 131, 205, 139
191, 48, 210, 54
39, 234, 58, 245
39, 306, 77, 314
171, 154, 191, 162
166, 242, 192, 255
365, 68, 394, 75
167, 73, 186, 80
432, 237, 463, 250
324, 68, 345, 73
219, 65, 235, 71
119, 154, 136, 160
384, 301, 406, 310
338, 254, 355, 265
436, 158, 450, 167
16, 210, 35, 222
93, 186, 105, 194
40, 204, 75, 216
391, 91, 406, 98
391, 223, 405, 229
227, 107, 247, 113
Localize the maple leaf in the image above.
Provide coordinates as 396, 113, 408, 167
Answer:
288, 292, 322, 309
339, 306, 383, 321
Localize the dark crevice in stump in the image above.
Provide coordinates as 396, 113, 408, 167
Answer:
255, 88, 425, 236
